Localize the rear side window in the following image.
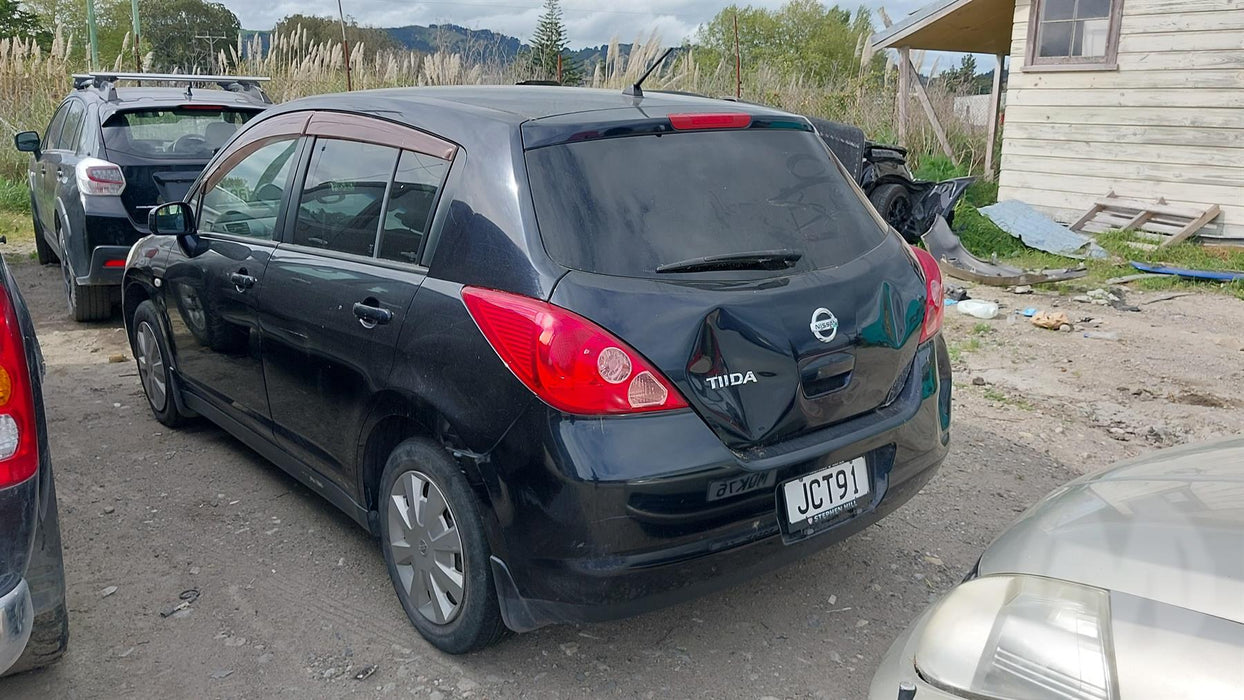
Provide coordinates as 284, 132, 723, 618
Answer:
102, 108, 257, 159
43, 104, 69, 151
56, 101, 85, 151
525, 129, 887, 277
378, 151, 448, 264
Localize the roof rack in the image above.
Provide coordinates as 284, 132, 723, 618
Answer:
72, 72, 272, 104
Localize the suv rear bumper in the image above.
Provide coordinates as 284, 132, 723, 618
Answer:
0, 579, 33, 675
486, 338, 952, 632
77, 245, 130, 286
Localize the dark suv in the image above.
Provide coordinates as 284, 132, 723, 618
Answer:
13, 72, 268, 321
122, 86, 952, 653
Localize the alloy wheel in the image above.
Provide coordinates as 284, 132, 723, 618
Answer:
387, 470, 466, 625
135, 321, 167, 412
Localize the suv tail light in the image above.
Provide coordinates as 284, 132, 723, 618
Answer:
75, 157, 126, 196
911, 247, 945, 343
0, 282, 37, 488
462, 287, 689, 415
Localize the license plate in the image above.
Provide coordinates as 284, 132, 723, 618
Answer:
707, 470, 776, 502
782, 457, 869, 525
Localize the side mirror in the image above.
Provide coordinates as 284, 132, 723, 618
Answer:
149, 202, 207, 258
13, 131, 40, 155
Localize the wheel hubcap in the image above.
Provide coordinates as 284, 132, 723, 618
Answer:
135, 321, 167, 412
387, 470, 465, 625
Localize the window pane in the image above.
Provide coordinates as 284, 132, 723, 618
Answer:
1077, 0, 1110, 18
1076, 18, 1110, 56
200, 138, 299, 240
376, 151, 448, 264
293, 139, 399, 257
44, 105, 68, 150
57, 102, 85, 151
1042, 0, 1076, 21
1039, 21, 1075, 57
102, 108, 256, 159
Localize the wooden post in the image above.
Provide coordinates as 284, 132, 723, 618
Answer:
984, 53, 1005, 180
897, 47, 910, 145
734, 10, 742, 99
906, 52, 954, 160
337, 0, 353, 91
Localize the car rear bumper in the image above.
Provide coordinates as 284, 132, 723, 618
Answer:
0, 578, 33, 675
486, 338, 952, 631
76, 245, 130, 286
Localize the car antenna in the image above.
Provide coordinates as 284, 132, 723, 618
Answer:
623, 46, 680, 99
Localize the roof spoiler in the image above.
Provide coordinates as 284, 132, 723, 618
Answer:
72, 72, 272, 104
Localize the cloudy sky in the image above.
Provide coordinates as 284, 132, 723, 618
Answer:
222, 0, 932, 47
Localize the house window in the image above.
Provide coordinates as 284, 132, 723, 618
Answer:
1025, 0, 1122, 69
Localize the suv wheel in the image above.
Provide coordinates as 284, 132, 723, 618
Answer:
132, 300, 188, 428
30, 199, 57, 265
58, 226, 110, 322
379, 439, 508, 654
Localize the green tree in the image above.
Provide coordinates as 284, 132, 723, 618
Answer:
525, 0, 581, 85
272, 13, 401, 59
694, 1, 881, 83
2, 0, 53, 48
115, 0, 239, 71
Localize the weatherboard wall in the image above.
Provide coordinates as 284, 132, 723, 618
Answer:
996, 0, 1244, 241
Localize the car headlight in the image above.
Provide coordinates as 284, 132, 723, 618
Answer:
914, 575, 1118, 700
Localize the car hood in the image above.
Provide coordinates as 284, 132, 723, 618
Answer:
980, 437, 1244, 624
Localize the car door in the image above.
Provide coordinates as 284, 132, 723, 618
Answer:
34, 102, 70, 236
259, 113, 455, 490
161, 112, 310, 436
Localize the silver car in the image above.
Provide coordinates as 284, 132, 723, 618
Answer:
870, 437, 1244, 700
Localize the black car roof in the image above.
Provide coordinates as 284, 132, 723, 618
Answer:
267, 85, 794, 127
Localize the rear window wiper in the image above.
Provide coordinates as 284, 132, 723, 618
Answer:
655, 249, 803, 274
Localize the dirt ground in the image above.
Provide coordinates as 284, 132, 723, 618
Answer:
1, 254, 1240, 699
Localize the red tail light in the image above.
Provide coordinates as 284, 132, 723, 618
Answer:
462, 287, 689, 415
668, 113, 752, 130
0, 283, 37, 488
911, 247, 945, 343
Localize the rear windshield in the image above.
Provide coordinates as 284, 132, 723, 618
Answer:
103, 108, 258, 159
525, 129, 887, 277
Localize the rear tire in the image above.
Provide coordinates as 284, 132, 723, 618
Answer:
132, 300, 188, 428
869, 183, 917, 243
2, 471, 69, 677
379, 439, 509, 654
58, 225, 111, 322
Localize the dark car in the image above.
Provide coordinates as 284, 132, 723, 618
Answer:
0, 256, 68, 677
122, 86, 952, 653
12, 72, 268, 321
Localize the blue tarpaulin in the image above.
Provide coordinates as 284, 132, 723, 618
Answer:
980, 200, 1108, 259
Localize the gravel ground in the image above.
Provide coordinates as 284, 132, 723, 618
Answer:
1, 257, 1238, 699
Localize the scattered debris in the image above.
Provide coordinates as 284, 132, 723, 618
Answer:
1083, 331, 1119, 341
924, 217, 1088, 287
944, 284, 969, 302
1031, 311, 1071, 330
1010, 285, 1033, 295
1143, 293, 1193, 305
980, 200, 1107, 258
210, 669, 234, 680
100, 585, 118, 598
160, 589, 200, 617
103, 505, 115, 514
107, 354, 127, 363
1106, 273, 1165, 285
1130, 261, 1244, 282
354, 664, 378, 681
971, 377, 987, 386
1021, 307, 1038, 317
957, 299, 999, 319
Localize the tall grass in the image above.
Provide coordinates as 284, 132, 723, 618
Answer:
1, 26, 988, 184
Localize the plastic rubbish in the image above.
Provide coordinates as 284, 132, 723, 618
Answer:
956, 299, 999, 319
1022, 307, 1038, 317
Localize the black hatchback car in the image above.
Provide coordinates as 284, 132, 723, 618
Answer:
13, 72, 267, 321
122, 86, 952, 653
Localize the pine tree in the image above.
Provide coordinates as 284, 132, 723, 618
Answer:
527, 0, 582, 85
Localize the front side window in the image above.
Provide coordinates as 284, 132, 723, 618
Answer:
1027, 0, 1121, 68
292, 139, 401, 257
199, 137, 299, 240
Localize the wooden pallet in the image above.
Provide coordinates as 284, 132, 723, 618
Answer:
1069, 192, 1222, 250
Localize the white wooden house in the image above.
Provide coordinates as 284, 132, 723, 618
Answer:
872, 0, 1244, 242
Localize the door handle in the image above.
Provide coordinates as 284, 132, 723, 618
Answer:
353, 301, 393, 328
229, 272, 257, 291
